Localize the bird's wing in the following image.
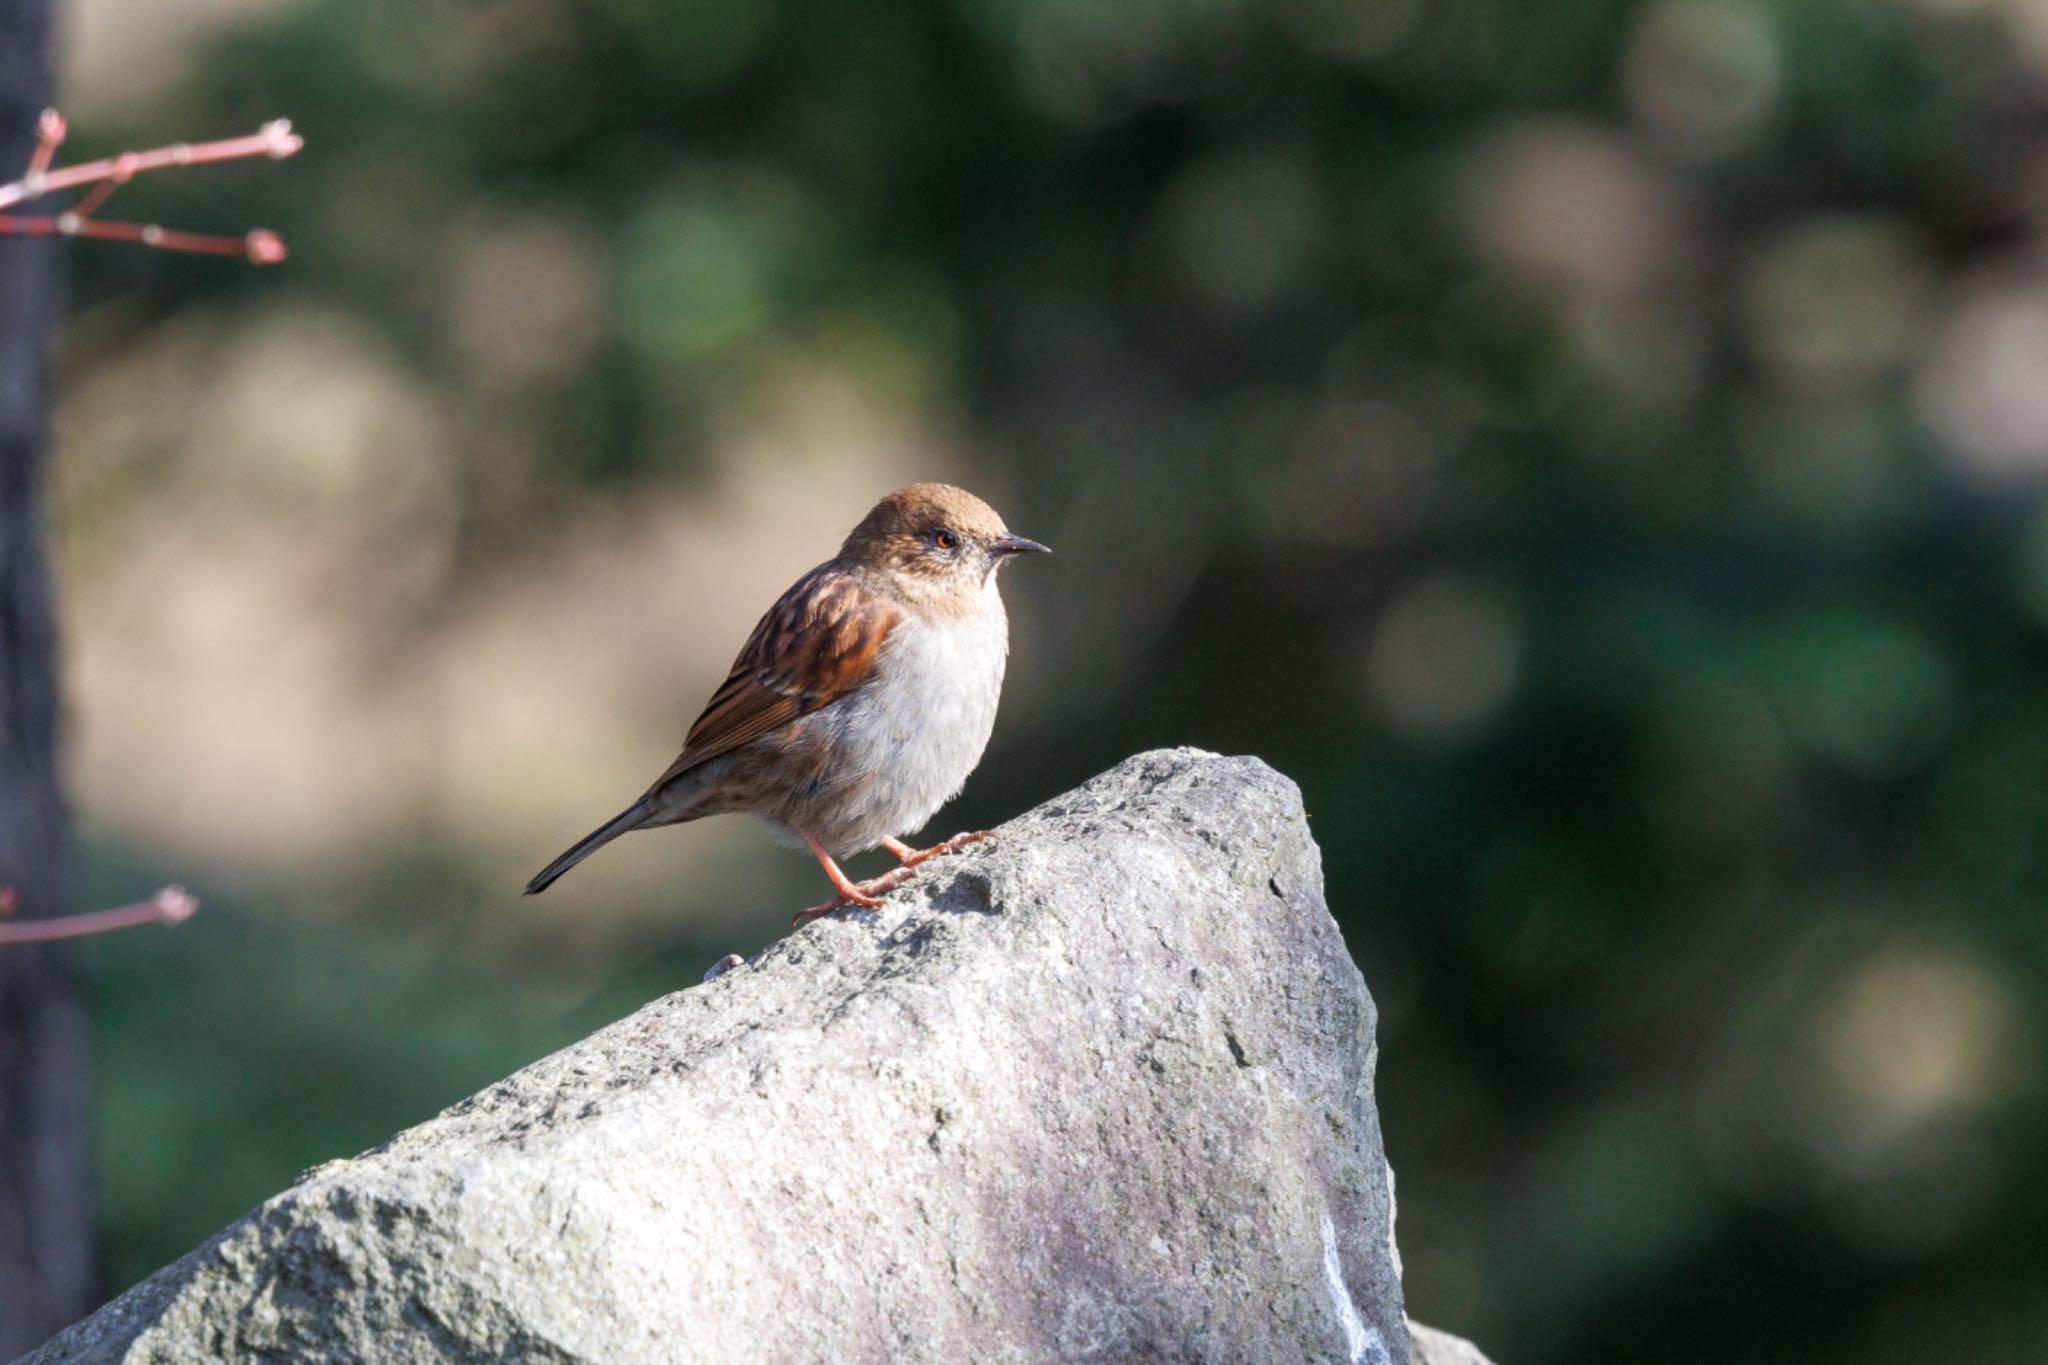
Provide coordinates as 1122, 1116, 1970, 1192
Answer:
647, 563, 901, 790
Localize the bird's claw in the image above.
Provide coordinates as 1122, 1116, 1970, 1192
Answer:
791, 899, 849, 927
790, 865, 917, 927
886, 829, 992, 869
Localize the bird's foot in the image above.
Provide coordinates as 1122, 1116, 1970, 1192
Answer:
881, 830, 992, 869
790, 865, 921, 927
790, 832, 991, 927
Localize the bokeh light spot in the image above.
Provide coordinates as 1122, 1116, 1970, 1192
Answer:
1915, 269, 2048, 486
1624, 0, 1780, 161
1805, 620, 1957, 776
1741, 215, 1928, 396
1365, 575, 1520, 745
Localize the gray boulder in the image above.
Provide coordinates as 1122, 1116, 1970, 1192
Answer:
1408, 1321, 1498, 1365
25, 749, 1492, 1365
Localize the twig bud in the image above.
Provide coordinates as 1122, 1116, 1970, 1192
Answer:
245, 229, 287, 265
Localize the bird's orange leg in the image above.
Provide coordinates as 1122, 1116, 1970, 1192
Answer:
881, 831, 992, 869
793, 832, 911, 926
798, 832, 884, 910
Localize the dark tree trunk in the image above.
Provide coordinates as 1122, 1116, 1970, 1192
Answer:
0, 1, 97, 1355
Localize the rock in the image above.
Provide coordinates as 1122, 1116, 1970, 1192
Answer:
1408, 1321, 1498, 1365
26, 748, 1491, 1365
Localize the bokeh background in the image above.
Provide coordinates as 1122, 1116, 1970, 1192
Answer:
38, 0, 2048, 1359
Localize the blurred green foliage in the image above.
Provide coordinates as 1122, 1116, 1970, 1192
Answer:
46, 0, 2048, 1359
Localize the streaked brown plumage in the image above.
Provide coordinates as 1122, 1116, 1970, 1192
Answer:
524, 484, 1048, 922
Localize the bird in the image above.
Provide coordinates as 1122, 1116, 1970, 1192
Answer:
524, 483, 1049, 925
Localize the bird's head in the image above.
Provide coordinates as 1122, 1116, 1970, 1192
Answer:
841, 483, 1048, 607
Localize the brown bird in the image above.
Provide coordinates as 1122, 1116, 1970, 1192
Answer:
524, 483, 1049, 923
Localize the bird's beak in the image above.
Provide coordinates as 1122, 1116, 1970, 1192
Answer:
991, 534, 1050, 557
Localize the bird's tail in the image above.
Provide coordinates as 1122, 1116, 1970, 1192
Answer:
524, 802, 651, 895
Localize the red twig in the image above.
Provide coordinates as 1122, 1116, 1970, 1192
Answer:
25, 109, 62, 180
0, 110, 300, 264
67, 177, 122, 221
0, 215, 284, 262
0, 886, 199, 944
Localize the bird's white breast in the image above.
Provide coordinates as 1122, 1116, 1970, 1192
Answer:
809, 584, 1009, 853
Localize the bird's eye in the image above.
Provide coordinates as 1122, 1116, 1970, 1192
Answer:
932, 529, 960, 551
